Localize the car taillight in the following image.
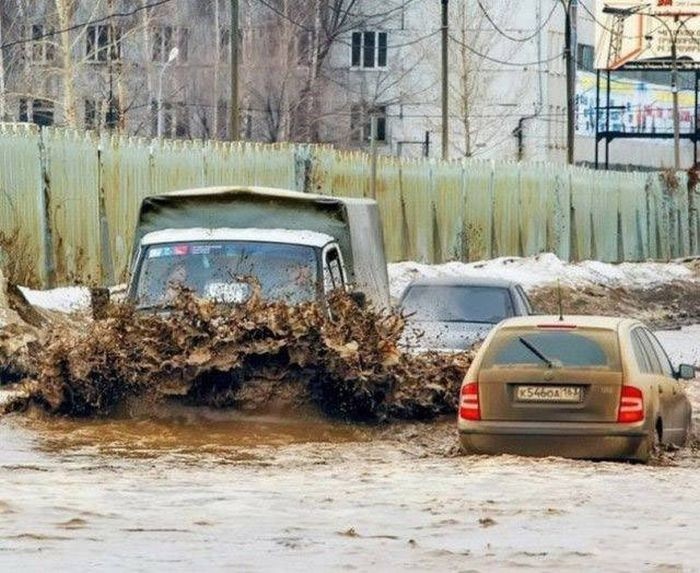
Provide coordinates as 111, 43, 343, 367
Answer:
459, 382, 481, 421
617, 385, 644, 423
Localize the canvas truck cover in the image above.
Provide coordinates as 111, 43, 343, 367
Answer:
132, 186, 390, 307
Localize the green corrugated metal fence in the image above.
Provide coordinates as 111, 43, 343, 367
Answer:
0, 125, 698, 288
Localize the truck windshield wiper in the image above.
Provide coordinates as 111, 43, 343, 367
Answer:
137, 303, 175, 312
518, 337, 558, 369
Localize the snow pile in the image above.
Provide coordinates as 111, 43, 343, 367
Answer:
18, 286, 91, 313
656, 326, 700, 368
388, 253, 697, 298
16, 254, 699, 312
652, 327, 699, 429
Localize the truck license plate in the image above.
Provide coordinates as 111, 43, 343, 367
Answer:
515, 385, 582, 403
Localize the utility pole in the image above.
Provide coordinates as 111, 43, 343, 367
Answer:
563, 0, 578, 165
0, 9, 7, 120
157, 48, 179, 138
230, 0, 240, 141
370, 115, 378, 199
602, 5, 681, 169
441, 0, 449, 160
671, 16, 681, 170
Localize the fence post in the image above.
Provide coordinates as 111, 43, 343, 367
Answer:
568, 168, 577, 261
489, 160, 496, 259
97, 136, 115, 285
294, 145, 312, 193
37, 128, 55, 288
688, 172, 698, 255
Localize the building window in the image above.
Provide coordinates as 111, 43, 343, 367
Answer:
219, 27, 230, 62
351, 31, 387, 69
350, 104, 387, 142
28, 24, 55, 63
85, 99, 97, 129
577, 44, 594, 72
85, 98, 120, 130
151, 100, 189, 138
19, 99, 28, 122
216, 100, 228, 139
152, 26, 189, 62
19, 98, 54, 126
86, 25, 121, 62
297, 30, 313, 66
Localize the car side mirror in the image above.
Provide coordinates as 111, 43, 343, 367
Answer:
677, 364, 696, 381
349, 291, 367, 308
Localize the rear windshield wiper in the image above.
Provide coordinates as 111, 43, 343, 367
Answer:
518, 337, 559, 369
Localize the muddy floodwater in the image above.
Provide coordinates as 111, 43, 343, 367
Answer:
1, 396, 699, 572
1, 328, 699, 571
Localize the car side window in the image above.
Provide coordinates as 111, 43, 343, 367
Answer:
642, 329, 674, 378
323, 247, 345, 292
631, 329, 654, 373
637, 329, 662, 374
515, 286, 533, 314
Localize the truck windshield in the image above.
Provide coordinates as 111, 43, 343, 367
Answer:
135, 241, 318, 307
401, 285, 515, 324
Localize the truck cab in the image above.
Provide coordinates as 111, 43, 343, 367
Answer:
125, 186, 390, 310
128, 228, 350, 308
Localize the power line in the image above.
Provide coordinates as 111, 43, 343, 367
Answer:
324, 0, 421, 23
254, 0, 439, 49
476, 0, 559, 43
0, 0, 177, 52
449, 34, 565, 67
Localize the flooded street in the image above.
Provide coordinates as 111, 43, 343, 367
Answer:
0, 327, 699, 571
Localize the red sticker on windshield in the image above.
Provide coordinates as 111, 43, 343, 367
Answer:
173, 245, 190, 256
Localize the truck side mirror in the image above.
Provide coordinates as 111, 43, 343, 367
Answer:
677, 364, 696, 381
349, 291, 367, 308
90, 287, 111, 320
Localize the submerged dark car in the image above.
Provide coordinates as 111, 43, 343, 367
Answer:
399, 277, 533, 351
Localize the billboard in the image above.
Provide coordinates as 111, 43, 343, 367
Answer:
595, 1, 700, 69
576, 70, 696, 135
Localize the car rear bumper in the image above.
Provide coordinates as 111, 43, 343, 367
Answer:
458, 421, 648, 461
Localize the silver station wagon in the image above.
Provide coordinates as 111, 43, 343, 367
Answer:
458, 316, 695, 462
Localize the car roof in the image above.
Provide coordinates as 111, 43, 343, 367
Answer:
161, 186, 377, 206
404, 276, 519, 289
140, 227, 335, 248
496, 315, 636, 331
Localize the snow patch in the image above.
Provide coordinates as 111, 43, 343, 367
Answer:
656, 326, 700, 368
17, 254, 698, 314
19, 286, 91, 313
389, 253, 696, 298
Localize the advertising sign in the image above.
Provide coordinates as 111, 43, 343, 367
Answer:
595, 1, 700, 69
576, 70, 696, 135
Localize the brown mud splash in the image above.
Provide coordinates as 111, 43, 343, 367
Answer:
3, 291, 472, 422
0, 270, 43, 384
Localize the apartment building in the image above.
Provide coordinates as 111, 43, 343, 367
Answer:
0, 0, 692, 168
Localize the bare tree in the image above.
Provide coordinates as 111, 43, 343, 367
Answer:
1, 0, 429, 146
245, 0, 417, 144
2, 0, 156, 132
418, 0, 531, 158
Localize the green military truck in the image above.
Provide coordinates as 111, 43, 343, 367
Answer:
126, 186, 390, 309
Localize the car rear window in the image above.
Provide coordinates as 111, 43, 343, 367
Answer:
400, 285, 515, 323
481, 329, 621, 371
